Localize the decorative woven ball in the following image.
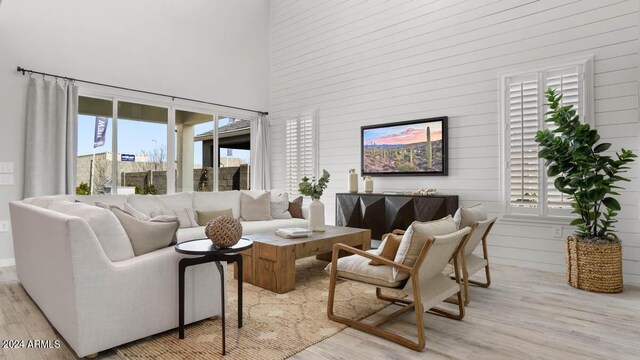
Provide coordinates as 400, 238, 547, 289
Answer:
205, 215, 243, 248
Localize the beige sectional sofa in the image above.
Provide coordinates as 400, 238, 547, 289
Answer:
9, 190, 308, 357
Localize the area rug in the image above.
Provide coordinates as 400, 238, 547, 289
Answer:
115, 257, 399, 360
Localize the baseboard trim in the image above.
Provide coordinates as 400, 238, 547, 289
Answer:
0, 258, 15, 268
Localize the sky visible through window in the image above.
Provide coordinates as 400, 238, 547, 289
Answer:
77, 115, 250, 164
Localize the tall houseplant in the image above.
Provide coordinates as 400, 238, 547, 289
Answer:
536, 88, 636, 293
299, 169, 331, 231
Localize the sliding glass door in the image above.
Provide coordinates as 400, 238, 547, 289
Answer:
76, 93, 255, 195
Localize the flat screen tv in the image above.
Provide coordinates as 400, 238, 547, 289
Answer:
361, 116, 448, 176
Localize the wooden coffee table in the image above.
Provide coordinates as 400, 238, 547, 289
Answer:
235, 226, 371, 293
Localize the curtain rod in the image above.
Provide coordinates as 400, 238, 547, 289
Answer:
16, 66, 268, 116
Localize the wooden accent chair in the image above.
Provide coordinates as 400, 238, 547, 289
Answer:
326, 227, 471, 351
457, 217, 496, 305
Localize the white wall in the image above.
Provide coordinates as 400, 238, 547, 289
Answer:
269, 0, 640, 284
0, 0, 271, 263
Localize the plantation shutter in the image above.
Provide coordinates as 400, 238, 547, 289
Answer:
544, 67, 582, 210
508, 75, 540, 210
285, 111, 317, 193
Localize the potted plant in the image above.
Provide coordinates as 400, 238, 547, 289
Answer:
536, 88, 636, 293
299, 169, 330, 232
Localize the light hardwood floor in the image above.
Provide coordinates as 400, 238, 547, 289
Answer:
0, 264, 638, 359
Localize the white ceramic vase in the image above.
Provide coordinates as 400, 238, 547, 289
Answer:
308, 199, 326, 232
348, 169, 358, 193
364, 176, 374, 193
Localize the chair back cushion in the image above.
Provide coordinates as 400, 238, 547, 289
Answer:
48, 200, 135, 261
393, 215, 457, 279
464, 217, 496, 256
454, 203, 487, 229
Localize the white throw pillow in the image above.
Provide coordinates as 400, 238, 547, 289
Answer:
48, 200, 135, 261
393, 215, 458, 279
270, 192, 292, 219
241, 191, 272, 221
453, 207, 462, 229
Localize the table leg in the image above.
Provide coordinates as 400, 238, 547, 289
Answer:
214, 261, 226, 356
178, 259, 186, 339
236, 254, 243, 328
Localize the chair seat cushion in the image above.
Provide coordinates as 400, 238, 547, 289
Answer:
325, 250, 410, 288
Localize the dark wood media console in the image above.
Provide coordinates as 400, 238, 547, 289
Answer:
335, 193, 458, 240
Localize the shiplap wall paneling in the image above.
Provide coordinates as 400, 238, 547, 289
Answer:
269, 0, 640, 284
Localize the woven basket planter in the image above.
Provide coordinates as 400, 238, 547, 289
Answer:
566, 235, 623, 293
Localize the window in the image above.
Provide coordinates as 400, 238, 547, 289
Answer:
500, 58, 593, 218
285, 111, 318, 193
76, 91, 257, 196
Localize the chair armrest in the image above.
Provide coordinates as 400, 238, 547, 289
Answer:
332, 243, 413, 274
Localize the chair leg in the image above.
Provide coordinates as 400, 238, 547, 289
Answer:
430, 290, 465, 321
327, 277, 425, 351
468, 264, 491, 288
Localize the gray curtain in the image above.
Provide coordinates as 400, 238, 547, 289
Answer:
250, 114, 271, 190
23, 77, 78, 198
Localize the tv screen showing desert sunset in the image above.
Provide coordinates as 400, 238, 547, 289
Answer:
362, 119, 446, 175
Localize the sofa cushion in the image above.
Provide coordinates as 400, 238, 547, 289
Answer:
393, 215, 457, 279
288, 196, 304, 219
176, 218, 310, 243
73, 195, 128, 208
196, 208, 233, 226
23, 195, 70, 208
127, 195, 165, 217
240, 218, 309, 235
192, 191, 241, 219
111, 207, 179, 256
240, 191, 272, 221
176, 227, 207, 243
48, 200, 135, 261
270, 192, 292, 219
324, 250, 409, 288
158, 193, 197, 228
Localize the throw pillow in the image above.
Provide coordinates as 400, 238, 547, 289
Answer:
459, 203, 487, 229
111, 206, 179, 256
124, 202, 150, 221
240, 191, 272, 221
271, 192, 292, 219
392, 215, 458, 279
288, 196, 304, 219
196, 208, 234, 226
370, 233, 402, 266
148, 206, 196, 228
